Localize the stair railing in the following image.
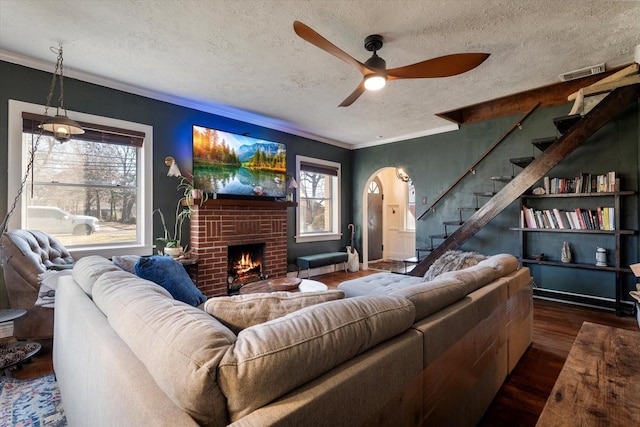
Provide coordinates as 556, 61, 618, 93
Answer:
416, 103, 540, 221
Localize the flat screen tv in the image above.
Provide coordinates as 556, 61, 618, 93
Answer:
193, 125, 287, 200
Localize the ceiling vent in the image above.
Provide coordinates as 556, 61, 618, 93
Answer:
559, 63, 606, 82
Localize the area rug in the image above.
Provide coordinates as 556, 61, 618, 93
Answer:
0, 373, 67, 426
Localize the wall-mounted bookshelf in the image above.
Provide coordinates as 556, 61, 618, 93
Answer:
510, 178, 637, 315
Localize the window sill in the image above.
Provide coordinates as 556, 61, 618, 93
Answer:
69, 244, 155, 260
295, 233, 342, 243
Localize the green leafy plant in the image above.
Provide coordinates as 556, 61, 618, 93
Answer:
155, 173, 208, 249
154, 205, 187, 249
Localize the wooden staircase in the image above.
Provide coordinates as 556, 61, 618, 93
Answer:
410, 83, 640, 277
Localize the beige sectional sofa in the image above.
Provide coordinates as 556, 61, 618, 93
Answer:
53, 253, 532, 426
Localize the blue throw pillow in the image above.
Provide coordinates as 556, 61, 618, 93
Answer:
134, 256, 206, 306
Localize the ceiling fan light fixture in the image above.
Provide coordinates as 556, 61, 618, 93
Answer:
364, 74, 386, 91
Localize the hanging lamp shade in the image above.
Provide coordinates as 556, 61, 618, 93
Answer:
37, 46, 84, 142
39, 113, 84, 143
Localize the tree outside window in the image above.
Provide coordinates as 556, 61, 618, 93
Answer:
8, 100, 153, 257
296, 156, 341, 242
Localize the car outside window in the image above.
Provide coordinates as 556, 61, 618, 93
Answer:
8, 100, 153, 257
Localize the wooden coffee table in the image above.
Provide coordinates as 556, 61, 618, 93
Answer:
239, 278, 328, 294
536, 321, 640, 426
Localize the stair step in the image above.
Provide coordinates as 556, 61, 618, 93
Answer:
491, 175, 514, 183
474, 191, 496, 197
442, 220, 464, 226
509, 156, 535, 168
415, 246, 434, 260
553, 114, 581, 134
428, 234, 448, 240
532, 136, 557, 151
458, 207, 479, 211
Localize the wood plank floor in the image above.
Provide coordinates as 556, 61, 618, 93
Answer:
7, 268, 638, 426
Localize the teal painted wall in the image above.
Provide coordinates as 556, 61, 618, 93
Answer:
0, 60, 352, 306
1, 58, 637, 307
353, 100, 639, 304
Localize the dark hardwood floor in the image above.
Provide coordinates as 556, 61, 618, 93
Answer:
8, 268, 638, 427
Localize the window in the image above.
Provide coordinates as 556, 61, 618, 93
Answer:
368, 179, 380, 194
295, 155, 341, 242
7, 100, 153, 257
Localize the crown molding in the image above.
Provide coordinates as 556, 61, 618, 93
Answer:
354, 124, 459, 149
0, 49, 351, 149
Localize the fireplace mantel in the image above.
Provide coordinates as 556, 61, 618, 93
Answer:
184, 199, 296, 209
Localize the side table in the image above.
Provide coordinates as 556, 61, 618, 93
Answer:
536, 322, 640, 426
177, 256, 198, 284
0, 309, 41, 377
0, 308, 27, 324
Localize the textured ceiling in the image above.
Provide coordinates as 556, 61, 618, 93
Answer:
1, 0, 639, 148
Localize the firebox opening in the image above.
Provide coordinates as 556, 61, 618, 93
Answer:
227, 243, 265, 293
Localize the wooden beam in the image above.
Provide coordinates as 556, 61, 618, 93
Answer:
411, 83, 640, 277
577, 74, 640, 98
436, 64, 634, 126
567, 63, 639, 101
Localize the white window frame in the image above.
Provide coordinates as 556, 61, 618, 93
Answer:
295, 155, 341, 243
7, 100, 154, 258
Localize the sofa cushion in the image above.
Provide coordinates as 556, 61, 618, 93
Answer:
422, 250, 487, 281
337, 272, 423, 298
436, 254, 519, 296
218, 295, 415, 422
476, 253, 519, 278
204, 290, 345, 334
437, 265, 498, 294
72, 255, 122, 297
135, 255, 206, 306
92, 270, 235, 427
382, 277, 469, 322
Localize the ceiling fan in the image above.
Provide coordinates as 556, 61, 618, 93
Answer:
293, 21, 490, 107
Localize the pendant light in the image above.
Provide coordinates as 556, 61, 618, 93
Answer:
1, 46, 84, 235
38, 46, 84, 142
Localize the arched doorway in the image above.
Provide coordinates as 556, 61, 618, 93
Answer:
362, 168, 416, 269
367, 176, 383, 261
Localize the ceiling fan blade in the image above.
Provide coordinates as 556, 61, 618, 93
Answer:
339, 82, 366, 107
387, 53, 490, 80
293, 21, 368, 74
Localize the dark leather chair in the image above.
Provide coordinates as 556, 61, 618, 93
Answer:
1, 230, 75, 339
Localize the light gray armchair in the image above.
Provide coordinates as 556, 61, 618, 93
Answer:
1, 230, 75, 339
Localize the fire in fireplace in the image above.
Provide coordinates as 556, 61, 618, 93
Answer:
227, 243, 265, 291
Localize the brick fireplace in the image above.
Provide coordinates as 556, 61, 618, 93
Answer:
189, 199, 293, 296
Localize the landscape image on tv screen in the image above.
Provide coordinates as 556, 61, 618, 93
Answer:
193, 125, 287, 199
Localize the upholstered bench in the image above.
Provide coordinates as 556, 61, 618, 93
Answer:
296, 252, 348, 278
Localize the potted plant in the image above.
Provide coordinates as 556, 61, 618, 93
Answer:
154, 156, 208, 257
154, 206, 189, 258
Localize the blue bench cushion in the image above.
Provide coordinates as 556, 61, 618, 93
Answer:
297, 252, 348, 269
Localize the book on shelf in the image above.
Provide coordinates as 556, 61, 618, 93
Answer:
541, 171, 617, 194
521, 206, 615, 230
553, 208, 566, 229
